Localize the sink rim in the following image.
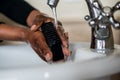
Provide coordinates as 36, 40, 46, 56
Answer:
0, 41, 120, 80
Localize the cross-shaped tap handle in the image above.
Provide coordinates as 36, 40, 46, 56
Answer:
110, 1, 120, 29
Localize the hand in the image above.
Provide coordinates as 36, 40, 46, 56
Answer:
29, 14, 70, 62
27, 30, 53, 61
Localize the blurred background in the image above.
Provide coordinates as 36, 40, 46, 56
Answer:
0, 0, 120, 44
25, 0, 120, 44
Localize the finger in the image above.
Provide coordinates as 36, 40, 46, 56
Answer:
37, 32, 53, 61
64, 32, 69, 40
62, 46, 70, 57
31, 16, 54, 31
31, 24, 42, 31
64, 32, 69, 47
56, 26, 68, 48
58, 21, 63, 26
32, 41, 53, 62
31, 14, 48, 31
32, 46, 46, 61
44, 17, 54, 23
31, 31, 53, 62
30, 40, 46, 61
56, 26, 70, 57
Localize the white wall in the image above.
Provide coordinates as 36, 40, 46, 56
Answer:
25, 0, 120, 22
0, 0, 119, 23
0, 0, 119, 43
25, 0, 120, 44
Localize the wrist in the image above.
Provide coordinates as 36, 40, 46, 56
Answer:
19, 28, 31, 42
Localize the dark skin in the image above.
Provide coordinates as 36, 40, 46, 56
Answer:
0, 10, 70, 62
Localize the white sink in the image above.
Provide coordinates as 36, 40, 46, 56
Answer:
0, 41, 120, 80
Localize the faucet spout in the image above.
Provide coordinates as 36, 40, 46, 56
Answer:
85, 0, 120, 53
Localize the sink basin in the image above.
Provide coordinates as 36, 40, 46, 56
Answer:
0, 41, 120, 80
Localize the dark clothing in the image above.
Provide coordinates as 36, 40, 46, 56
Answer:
0, 0, 35, 26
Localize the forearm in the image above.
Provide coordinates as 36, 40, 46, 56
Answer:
0, 24, 29, 41
0, 0, 35, 26
0, 0, 51, 27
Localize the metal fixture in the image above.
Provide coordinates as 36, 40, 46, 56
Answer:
85, 0, 120, 53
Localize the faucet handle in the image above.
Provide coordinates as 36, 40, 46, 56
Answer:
109, 16, 120, 29
110, 1, 120, 29
84, 15, 91, 21
112, 1, 120, 11
84, 15, 97, 28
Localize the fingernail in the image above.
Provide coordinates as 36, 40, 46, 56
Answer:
30, 25, 36, 31
63, 44, 68, 48
45, 53, 52, 61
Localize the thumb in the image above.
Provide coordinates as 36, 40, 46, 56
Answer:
30, 22, 43, 31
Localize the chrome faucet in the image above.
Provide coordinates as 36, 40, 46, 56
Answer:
47, 0, 59, 27
85, 0, 120, 53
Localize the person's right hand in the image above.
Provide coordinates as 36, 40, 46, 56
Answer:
27, 30, 53, 62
